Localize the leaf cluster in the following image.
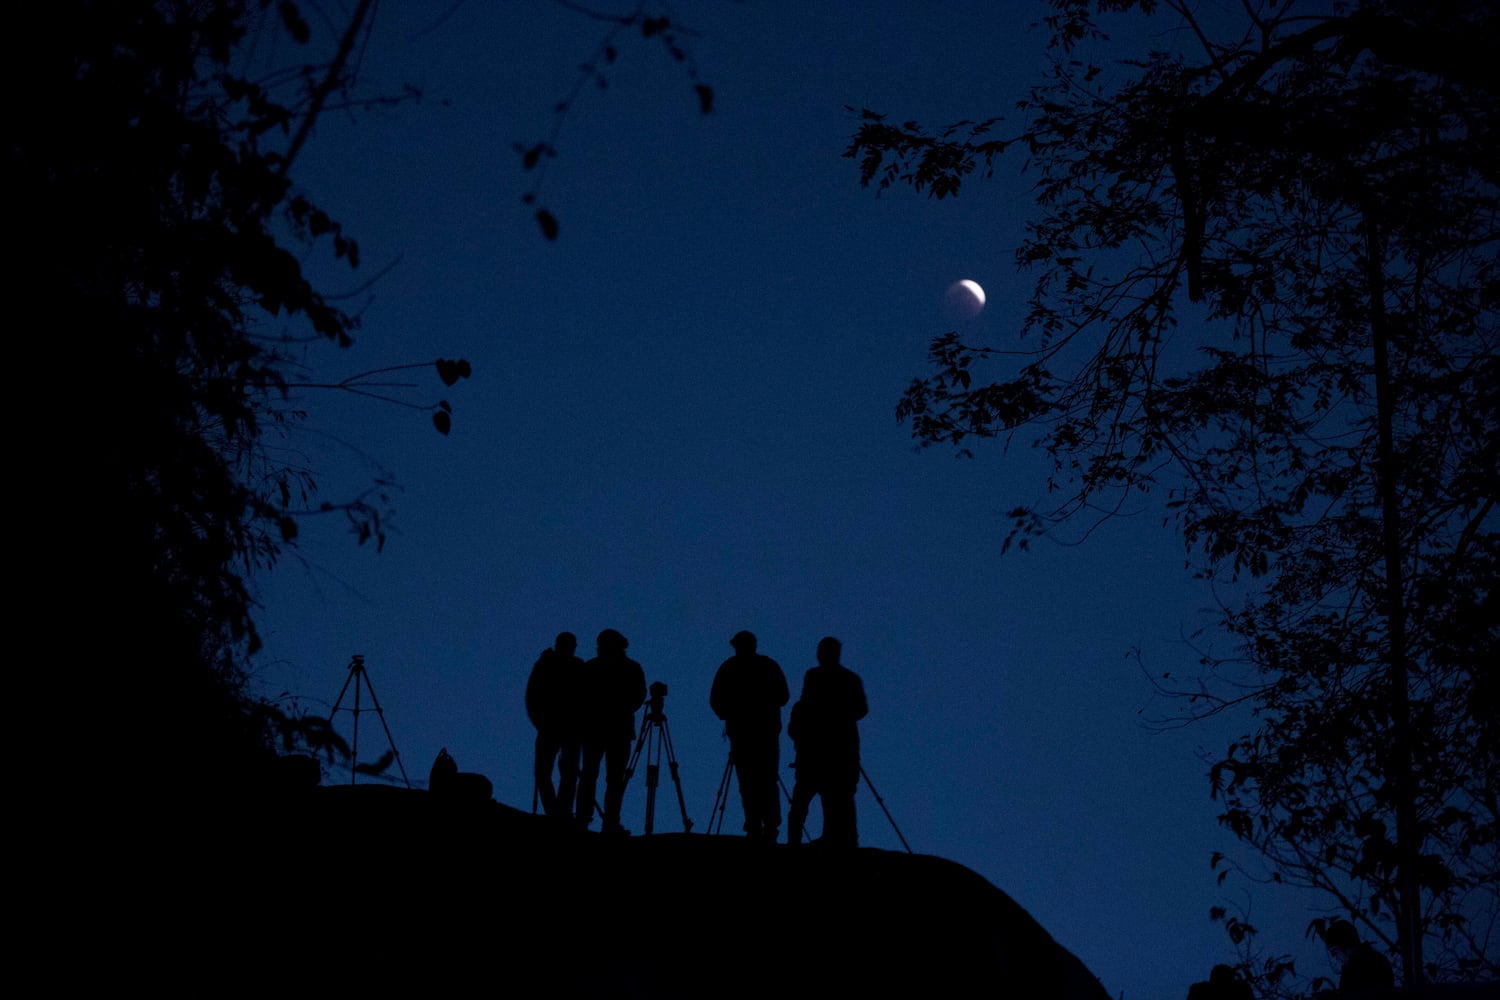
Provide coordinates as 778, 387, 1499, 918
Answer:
851, 0, 1498, 979
517, 2, 716, 240
14, 1, 468, 790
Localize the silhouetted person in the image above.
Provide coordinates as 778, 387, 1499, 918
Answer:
576, 628, 647, 835
709, 630, 790, 843
786, 636, 868, 848
526, 631, 585, 820
1324, 919, 1394, 994
1186, 965, 1253, 1000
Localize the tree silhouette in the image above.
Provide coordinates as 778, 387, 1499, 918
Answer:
514, 1, 716, 240
846, 0, 1497, 985
13, 1, 469, 798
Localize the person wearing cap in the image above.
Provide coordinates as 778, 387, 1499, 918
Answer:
710, 630, 790, 843
576, 628, 647, 835
786, 636, 867, 848
525, 631, 585, 821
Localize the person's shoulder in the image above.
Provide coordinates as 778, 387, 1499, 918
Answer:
1346, 944, 1395, 982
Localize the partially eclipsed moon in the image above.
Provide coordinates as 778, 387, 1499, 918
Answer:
946, 278, 987, 317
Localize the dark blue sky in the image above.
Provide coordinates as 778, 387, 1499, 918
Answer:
250, 3, 1333, 995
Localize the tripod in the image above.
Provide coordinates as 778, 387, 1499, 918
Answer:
707, 751, 799, 839
623, 681, 693, 834
707, 752, 737, 836
715, 756, 910, 851
328, 654, 411, 788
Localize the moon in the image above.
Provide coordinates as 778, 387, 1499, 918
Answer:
946, 278, 986, 317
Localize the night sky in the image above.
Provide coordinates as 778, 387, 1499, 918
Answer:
249, 3, 1334, 996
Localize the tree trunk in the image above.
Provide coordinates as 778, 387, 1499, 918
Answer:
1364, 207, 1423, 985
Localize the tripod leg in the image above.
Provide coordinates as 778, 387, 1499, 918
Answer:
350, 668, 363, 784
327, 662, 359, 719
624, 722, 647, 784
708, 756, 734, 836
360, 670, 410, 786
668, 759, 692, 833
643, 727, 660, 836
860, 766, 912, 854
659, 722, 693, 833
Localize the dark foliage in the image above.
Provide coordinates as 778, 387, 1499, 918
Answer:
846, 0, 1497, 986
11, 1, 467, 801
515, 2, 715, 240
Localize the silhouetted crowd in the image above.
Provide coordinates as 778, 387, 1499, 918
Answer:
528, 630, 1411, 996
526, 628, 866, 845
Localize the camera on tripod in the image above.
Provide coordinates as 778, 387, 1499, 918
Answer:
625, 679, 693, 834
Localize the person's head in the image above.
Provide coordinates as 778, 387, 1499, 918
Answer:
555, 632, 577, 657
1208, 965, 1237, 987
1324, 919, 1360, 971
1325, 919, 1360, 949
597, 628, 629, 655
816, 636, 841, 666
730, 630, 757, 654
